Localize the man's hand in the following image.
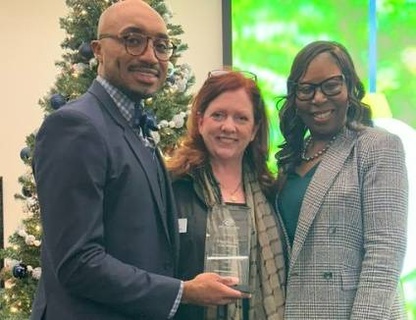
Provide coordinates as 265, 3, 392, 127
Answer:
181, 272, 250, 306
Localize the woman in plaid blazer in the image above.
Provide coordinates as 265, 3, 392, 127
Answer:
275, 40, 408, 319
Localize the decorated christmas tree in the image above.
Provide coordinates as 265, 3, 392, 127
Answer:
0, 0, 194, 318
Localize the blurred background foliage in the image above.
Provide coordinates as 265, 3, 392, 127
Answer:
231, 0, 416, 172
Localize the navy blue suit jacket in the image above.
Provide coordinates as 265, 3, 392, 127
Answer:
30, 80, 180, 320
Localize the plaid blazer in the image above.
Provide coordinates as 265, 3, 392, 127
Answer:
281, 127, 408, 320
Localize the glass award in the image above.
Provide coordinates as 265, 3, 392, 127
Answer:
204, 204, 251, 293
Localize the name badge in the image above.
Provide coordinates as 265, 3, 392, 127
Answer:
178, 218, 187, 233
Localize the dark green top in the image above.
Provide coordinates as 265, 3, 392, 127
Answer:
278, 164, 318, 245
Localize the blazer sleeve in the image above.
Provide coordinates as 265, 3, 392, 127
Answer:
34, 108, 181, 319
350, 131, 408, 319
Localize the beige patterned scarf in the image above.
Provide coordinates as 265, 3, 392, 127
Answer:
198, 166, 286, 320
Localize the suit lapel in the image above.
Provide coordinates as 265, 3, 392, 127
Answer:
290, 128, 358, 270
87, 81, 171, 245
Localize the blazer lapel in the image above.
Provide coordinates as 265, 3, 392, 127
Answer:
87, 81, 171, 245
290, 128, 358, 270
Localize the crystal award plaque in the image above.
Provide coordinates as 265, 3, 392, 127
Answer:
204, 204, 251, 293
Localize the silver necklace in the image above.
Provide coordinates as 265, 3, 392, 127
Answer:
301, 135, 337, 162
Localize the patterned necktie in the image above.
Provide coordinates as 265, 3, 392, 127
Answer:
132, 100, 158, 151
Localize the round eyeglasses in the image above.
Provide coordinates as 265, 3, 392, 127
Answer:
98, 32, 176, 62
294, 75, 345, 101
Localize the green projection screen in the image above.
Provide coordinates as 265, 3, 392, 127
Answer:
224, 0, 416, 318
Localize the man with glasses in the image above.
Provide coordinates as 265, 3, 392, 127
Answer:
30, 1, 244, 319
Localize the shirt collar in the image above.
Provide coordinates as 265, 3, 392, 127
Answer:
96, 75, 135, 123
